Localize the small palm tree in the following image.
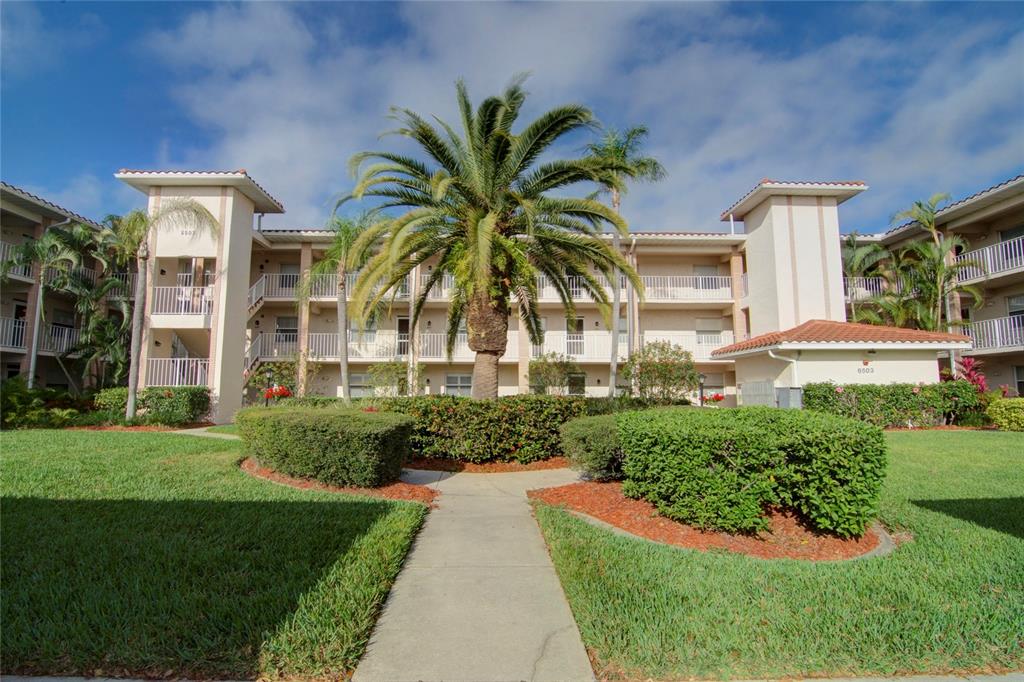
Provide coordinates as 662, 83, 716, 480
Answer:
101, 200, 219, 419
583, 125, 666, 396
344, 77, 642, 398
61, 273, 131, 388
1, 228, 84, 388
296, 214, 381, 402
841, 232, 889, 320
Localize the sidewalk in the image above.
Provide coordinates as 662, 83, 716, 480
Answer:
352, 467, 595, 682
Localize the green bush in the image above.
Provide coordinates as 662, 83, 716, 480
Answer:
1, 378, 88, 429
93, 386, 210, 426
560, 414, 623, 480
802, 380, 981, 428
619, 407, 887, 537
236, 407, 413, 487
986, 398, 1024, 431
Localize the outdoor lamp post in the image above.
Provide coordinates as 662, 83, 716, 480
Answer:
698, 373, 706, 407
264, 367, 274, 407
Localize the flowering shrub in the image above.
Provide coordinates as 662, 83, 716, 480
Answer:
707, 392, 725, 403
942, 356, 988, 393
803, 380, 981, 428
263, 385, 292, 401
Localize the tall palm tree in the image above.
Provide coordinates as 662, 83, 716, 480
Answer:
344, 77, 642, 398
583, 125, 665, 397
1, 227, 84, 388
841, 232, 888, 320
891, 193, 957, 330
62, 273, 131, 388
296, 214, 380, 402
101, 200, 219, 419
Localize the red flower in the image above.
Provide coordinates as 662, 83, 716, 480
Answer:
362, 406, 380, 413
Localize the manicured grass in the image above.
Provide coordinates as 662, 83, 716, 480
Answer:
535, 430, 1024, 680
0, 430, 425, 679
205, 423, 238, 434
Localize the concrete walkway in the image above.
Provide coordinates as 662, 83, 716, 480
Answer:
352, 467, 595, 682
171, 426, 240, 440
6, 673, 1022, 682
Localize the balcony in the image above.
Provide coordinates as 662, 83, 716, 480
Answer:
146, 357, 210, 387
956, 235, 1024, 283
640, 275, 734, 302
108, 272, 137, 299
252, 273, 411, 302
0, 317, 26, 350
39, 324, 80, 354
964, 315, 1024, 353
150, 286, 214, 329
640, 331, 737, 361
44, 266, 97, 289
1, 241, 33, 280
844, 276, 886, 301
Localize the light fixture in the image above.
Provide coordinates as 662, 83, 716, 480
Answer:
698, 373, 707, 407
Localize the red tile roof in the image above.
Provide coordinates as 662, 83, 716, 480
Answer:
712, 319, 971, 356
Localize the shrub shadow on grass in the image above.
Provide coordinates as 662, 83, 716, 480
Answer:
1, 496, 393, 678
912, 497, 1024, 539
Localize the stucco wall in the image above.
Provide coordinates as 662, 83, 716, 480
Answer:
734, 348, 943, 389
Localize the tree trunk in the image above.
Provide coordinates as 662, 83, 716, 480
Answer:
467, 289, 509, 399
608, 188, 622, 398
27, 282, 44, 389
126, 250, 148, 420
338, 264, 350, 403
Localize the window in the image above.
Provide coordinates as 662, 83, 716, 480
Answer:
696, 317, 723, 344
567, 372, 586, 395
280, 263, 300, 289
6, 363, 20, 380
445, 374, 472, 396
349, 372, 373, 398
1015, 366, 1024, 397
566, 317, 585, 356
1008, 295, 1024, 318
276, 316, 298, 335
694, 264, 720, 289
51, 310, 75, 329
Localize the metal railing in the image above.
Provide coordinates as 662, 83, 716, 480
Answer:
151, 286, 214, 315
640, 275, 734, 301
0, 241, 32, 279
109, 272, 137, 298
146, 358, 210, 387
956, 235, 1024, 282
248, 275, 266, 309
259, 272, 410, 300
45, 266, 97, 287
0, 317, 26, 349
40, 324, 80, 354
420, 273, 457, 300
964, 315, 1024, 351
844, 276, 887, 301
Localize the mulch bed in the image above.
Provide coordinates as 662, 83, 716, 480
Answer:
529, 481, 882, 561
406, 456, 571, 473
67, 421, 216, 432
241, 457, 438, 506
885, 425, 993, 431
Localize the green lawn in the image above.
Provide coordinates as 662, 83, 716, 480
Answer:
535, 430, 1024, 680
0, 429, 425, 679
205, 423, 238, 434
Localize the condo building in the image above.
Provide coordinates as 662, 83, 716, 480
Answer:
6, 170, 1019, 423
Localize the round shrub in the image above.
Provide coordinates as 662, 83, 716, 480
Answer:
618, 407, 887, 537
236, 407, 414, 487
560, 414, 623, 480
986, 398, 1024, 431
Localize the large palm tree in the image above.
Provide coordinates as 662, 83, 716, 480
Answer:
296, 214, 380, 402
841, 232, 889, 320
891, 193, 958, 330
344, 77, 642, 398
101, 200, 219, 419
62, 272, 131, 389
1, 227, 84, 388
583, 125, 665, 396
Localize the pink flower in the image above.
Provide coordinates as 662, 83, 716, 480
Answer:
912, 386, 921, 394
835, 386, 844, 394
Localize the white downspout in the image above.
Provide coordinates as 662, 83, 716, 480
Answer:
767, 349, 799, 389
729, 213, 736, 235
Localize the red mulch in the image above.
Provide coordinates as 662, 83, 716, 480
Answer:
885, 425, 993, 431
240, 457, 438, 506
67, 421, 216, 432
529, 481, 881, 561
406, 456, 571, 473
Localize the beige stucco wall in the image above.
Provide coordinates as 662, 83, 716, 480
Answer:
734, 348, 944, 389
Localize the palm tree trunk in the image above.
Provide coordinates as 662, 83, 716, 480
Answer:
338, 264, 350, 403
608, 188, 622, 398
126, 250, 148, 419
467, 290, 509, 399
27, 282, 44, 389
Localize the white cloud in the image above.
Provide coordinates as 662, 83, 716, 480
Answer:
141, 2, 1024, 233
0, 3, 106, 82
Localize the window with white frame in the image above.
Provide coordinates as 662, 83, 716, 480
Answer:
1015, 366, 1024, 397
349, 373, 373, 398
445, 373, 472, 396
696, 317, 723, 344
567, 372, 586, 395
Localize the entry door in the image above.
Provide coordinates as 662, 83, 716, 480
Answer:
397, 317, 410, 356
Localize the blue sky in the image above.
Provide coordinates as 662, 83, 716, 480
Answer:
2, 1, 1022, 233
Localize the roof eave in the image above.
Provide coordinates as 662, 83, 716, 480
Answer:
712, 340, 973, 359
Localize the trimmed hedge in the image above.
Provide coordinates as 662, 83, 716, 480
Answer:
94, 386, 211, 426
560, 414, 624, 480
619, 407, 887, 537
986, 398, 1024, 431
279, 395, 671, 464
802, 380, 981, 428
235, 407, 413, 487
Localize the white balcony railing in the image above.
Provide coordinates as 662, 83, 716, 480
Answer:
45, 266, 97, 288
956, 235, 1024, 282
109, 272, 137, 298
40, 324, 80, 354
640, 331, 736, 361
641, 275, 733, 301
0, 317, 26, 349
964, 315, 1024, 351
844, 276, 887, 301
1, 241, 32, 279
248, 275, 266, 309
151, 286, 214, 315
260, 273, 411, 300
146, 358, 210, 387
421, 273, 457, 300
